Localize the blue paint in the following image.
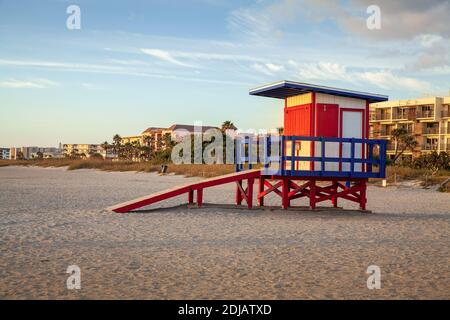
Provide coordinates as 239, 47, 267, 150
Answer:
236, 135, 387, 179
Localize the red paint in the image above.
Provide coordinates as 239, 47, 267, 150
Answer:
109, 169, 261, 213
310, 92, 316, 170
284, 103, 312, 136
315, 104, 339, 137
256, 176, 368, 210
197, 189, 203, 207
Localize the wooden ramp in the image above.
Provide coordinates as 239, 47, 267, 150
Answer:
107, 169, 261, 213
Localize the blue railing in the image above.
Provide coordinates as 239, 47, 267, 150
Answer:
236, 135, 387, 179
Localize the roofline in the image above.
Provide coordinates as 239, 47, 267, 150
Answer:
249, 80, 388, 102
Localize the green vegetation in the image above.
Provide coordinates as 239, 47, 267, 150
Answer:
390, 127, 418, 164
0, 158, 235, 178
382, 152, 450, 191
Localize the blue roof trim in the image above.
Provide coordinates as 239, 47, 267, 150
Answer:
249, 81, 388, 103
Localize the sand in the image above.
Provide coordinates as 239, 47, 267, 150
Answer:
0, 166, 448, 299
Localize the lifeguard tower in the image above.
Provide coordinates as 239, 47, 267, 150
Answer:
108, 81, 388, 213
241, 80, 388, 210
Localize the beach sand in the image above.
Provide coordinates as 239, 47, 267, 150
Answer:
0, 166, 448, 299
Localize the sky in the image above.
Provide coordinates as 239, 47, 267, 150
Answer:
0, 0, 449, 147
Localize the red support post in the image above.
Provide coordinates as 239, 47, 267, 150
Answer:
247, 178, 254, 209
309, 179, 316, 209
197, 188, 203, 208
282, 177, 290, 209
258, 176, 265, 206
331, 181, 338, 208
360, 179, 367, 210
236, 180, 242, 205
188, 189, 194, 204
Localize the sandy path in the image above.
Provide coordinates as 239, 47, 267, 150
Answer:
0, 166, 448, 299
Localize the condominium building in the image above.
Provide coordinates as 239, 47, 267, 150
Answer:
7, 146, 62, 159
0, 148, 11, 160
121, 124, 219, 152
369, 96, 450, 159
62, 144, 103, 158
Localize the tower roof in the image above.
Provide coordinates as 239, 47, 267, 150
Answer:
249, 80, 388, 103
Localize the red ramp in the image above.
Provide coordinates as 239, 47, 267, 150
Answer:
107, 169, 261, 213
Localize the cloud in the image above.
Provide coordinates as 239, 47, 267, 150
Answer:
287, 60, 430, 92
0, 58, 250, 86
140, 49, 193, 67
227, 0, 302, 42
291, 61, 350, 81
418, 34, 444, 48
301, 0, 450, 40
265, 63, 283, 72
356, 70, 429, 91
252, 62, 284, 75
0, 78, 59, 89
140, 48, 263, 63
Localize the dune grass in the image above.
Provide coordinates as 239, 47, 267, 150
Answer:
0, 159, 235, 178
384, 165, 450, 186
1, 159, 448, 187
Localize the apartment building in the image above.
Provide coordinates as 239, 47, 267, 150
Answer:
370, 96, 450, 159
121, 124, 219, 152
62, 144, 103, 158
0, 148, 11, 160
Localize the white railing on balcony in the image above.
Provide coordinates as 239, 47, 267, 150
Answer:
422, 144, 438, 151
422, 127, 439, 135
416, 110, 434, 118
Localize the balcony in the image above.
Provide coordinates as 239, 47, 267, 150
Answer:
422, 127, 439, 135
392, 113, 407, 120
441, 110, 450, 118
370, 111, 391, 121
422, 144, 438, 151
379, 130, 393, 137
392, 109, 408, 120
440, 126, 450, 134
416, 110, 434, 118
397, 126, 413, 134
386, 142, 396, 151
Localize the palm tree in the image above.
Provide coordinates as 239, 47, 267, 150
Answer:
131, 140, 141, 161
112, 134, 122, 159
143, 135, 154, 160
162, 133, 174, 150
277, 127, 284, 135
101, 141, 109, 159
391, 128, 418, 164
221, 120, 237, 132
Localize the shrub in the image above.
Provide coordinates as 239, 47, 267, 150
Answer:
410, 152, 450, 172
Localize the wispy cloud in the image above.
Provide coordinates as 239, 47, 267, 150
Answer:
287, 60, 430, 92
0, 78, 59, 89
252, 62, 284, 76
140, 49, 193, 67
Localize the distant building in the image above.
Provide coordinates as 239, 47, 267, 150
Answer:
0, 148, 11, 160
62, 144, 115, 159
121, 124, 219, 152
370, 96, 450, 160
1, 147, 61, 160
63, 144, 101, 158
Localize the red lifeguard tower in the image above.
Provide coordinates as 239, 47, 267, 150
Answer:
242, 80, 388, 210
108, 81, 388, 213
